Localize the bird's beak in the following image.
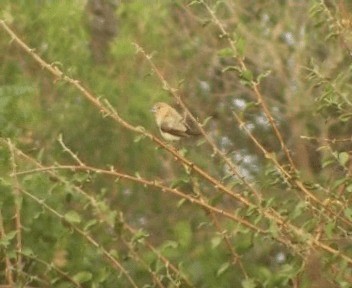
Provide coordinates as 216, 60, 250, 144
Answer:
150, 107, 156, 113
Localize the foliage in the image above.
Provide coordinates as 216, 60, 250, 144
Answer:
1, 0, 352, 287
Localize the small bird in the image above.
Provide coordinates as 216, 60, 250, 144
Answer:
151, 102, 200, 141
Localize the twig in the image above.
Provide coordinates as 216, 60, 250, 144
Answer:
7, 139, 23, 277
3, 141, 195, 287
0, 20, 250, 208
12, 164, 266, 234
191, 176, 248, 278
301, 135, 352, 143
19, 187, 139, 288
0, 210, 15, 286
134, 42, 263, 203
121, 237, 165, 288
233, 112, 352, 230
2, 21, 352, 267
58, 134, 85, 166
19, 252, 83, 288
11, 163, 352, 265
124, 223, 195, 288
199, 0, 297, 171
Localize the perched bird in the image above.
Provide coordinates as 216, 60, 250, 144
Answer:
151, 102, 200, 141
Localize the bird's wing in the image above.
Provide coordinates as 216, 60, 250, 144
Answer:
183, 120, 201, 136
160, 122, 189, 137
185, 126, 201, 136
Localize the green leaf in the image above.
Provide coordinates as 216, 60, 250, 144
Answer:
64, 211, 81, 224
269, 221, 279, 238
133, 134, 146, 143
188, 0, 200, 6
0, 231, 17, 248
174, 221, 192, 248
196, 138, 207, 147
109, 249, 119, 258
344, 208, 352, 221
202, 116, 213, 127
241, 278, 256, 288
244, 101, 259, 112
211, 236, 222, 249
324, 221, 336, 239
322, 158, 335, 168
339, 112, 352, 122
346, 183, 352, 193
216, 261, 230, 277
21, 247, 34, 257
338, 152, 349, 166
289, 201, 306, 220
217, 47, 233, 58
240, 69, 253, 82
331, 177, 346, 190
234, 233, 253, 253
177, 198, 187, 208
170, 177, 190, 188
236, 36, 246, 57
131, 229, 149, 245
84, 219, 98, 231
73, 271, 92, 283
256, 70, 272, 83
222, 66, 241, 73
161, 240, 178, 250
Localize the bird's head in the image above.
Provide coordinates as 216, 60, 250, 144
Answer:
151, 102, 168, 113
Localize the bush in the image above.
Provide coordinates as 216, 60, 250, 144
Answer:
1, 1, 352, 287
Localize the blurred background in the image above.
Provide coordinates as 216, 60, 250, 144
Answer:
1, 0, 352, 287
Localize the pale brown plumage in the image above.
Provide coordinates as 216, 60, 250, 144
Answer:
151, 102, 200, 141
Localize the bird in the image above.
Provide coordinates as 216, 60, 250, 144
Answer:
151, 102, 200, 141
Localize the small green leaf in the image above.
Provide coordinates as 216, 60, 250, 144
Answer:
73, 271, 92, 283
240, 69, 253, 82
346, 183, 352, 193
269, 221, 279, 238
242, 278, 256, 288
217, 47, 233, 57
177, 198, 187, 208
236, 37, 246, 57
202, 116, 213, 127
109, 249, 119, 258
222, 66, 240, 73
0, 231, 17, 248
322, 158, 335, 168
196, 138, 207, 147
256, 70, 272, 83
338, 152, 349, 166
339, 113, 352, 122
20, 247, 33, 257
211, 236, 222, 249
217, 261, 230, 277
64, 211, 81, 224
170, 177, 190, 188
324, 222, 335, 239
331, 178, 346, 190
344, 208, 352, 221
244, 101, 259, 112
174, 221, 192, 248
289, 201, 306, 220
188, 0, 200, 6
131, 229, 149, 245
134, 134, 146, 143
84, 219, 98, 231
162, 240, 178, 250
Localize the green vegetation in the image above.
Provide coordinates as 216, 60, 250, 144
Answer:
1, 0, 352, 287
